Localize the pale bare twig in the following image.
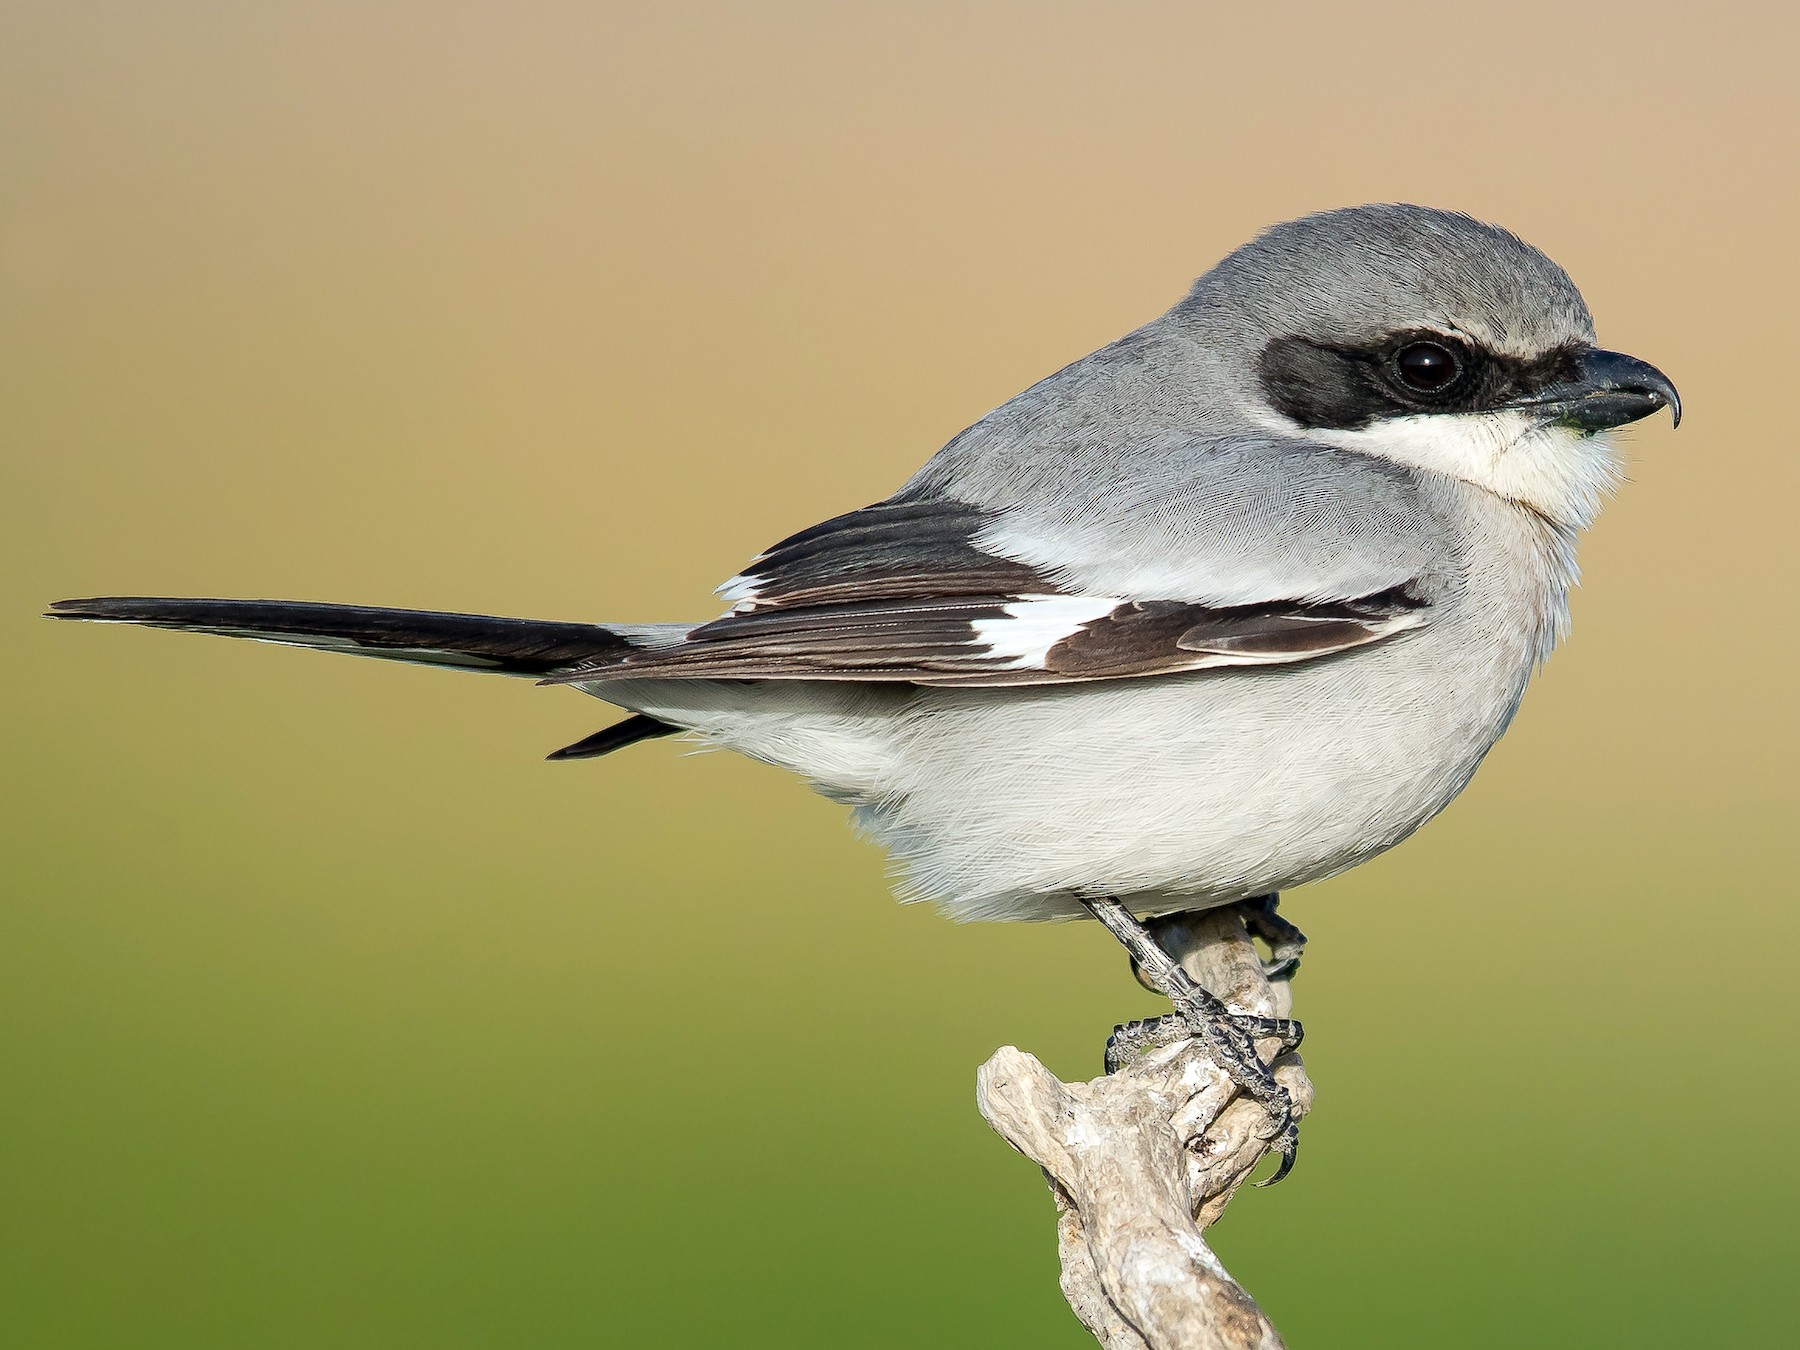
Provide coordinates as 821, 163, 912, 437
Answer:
977, 909, 1313, 1349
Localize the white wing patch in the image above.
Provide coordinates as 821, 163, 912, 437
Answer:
968, 595, 1120, 669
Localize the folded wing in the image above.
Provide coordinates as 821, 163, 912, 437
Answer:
550, 474, 1434, 688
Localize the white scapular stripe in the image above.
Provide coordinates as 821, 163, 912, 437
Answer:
969, 595, 1119, 668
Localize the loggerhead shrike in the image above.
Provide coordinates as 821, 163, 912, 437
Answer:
50, 205, 1679, 1179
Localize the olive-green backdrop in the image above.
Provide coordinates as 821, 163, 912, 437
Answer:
5, 3, 1795, 1345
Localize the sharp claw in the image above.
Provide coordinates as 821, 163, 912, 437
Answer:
1254, 1131, 1299, 1187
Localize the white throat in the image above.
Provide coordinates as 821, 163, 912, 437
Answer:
1307, 410, 1621, 530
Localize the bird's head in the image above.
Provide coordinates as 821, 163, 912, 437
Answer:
1181, 204, 1679, 528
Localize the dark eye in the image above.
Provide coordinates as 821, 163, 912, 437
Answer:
1393, 341, 1461, 393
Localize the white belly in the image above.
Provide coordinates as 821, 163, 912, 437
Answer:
853, 620, 1534, 920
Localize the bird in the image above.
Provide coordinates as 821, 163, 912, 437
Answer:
48, 204, 1680, 1180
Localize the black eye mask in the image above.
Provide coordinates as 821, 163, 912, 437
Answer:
1257, 331, 1585, 431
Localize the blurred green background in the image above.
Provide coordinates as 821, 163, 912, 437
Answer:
4, 2, 1796, 1345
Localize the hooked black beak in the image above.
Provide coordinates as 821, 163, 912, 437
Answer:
1521, 348, 1682, 432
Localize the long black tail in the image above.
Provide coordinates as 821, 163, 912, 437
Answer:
46, 596, 678, 759
46, 596, 640, 675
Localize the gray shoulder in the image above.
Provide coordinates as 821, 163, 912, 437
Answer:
931, 430, 1452, 606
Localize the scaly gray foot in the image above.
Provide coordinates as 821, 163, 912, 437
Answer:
1105, 1010, 1303, 1073
1082, 897, 1301, 1184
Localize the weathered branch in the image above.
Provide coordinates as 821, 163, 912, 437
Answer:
976, 909, 1313, 1349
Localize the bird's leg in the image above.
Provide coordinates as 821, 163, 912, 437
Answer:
1131, 895, 1307, 991
1112, 907, 1306, 1054
1238, 893, 1307, 981
1081, 897, 1301, 1183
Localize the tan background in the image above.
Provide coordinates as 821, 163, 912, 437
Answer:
4, 3, 1795, 1345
